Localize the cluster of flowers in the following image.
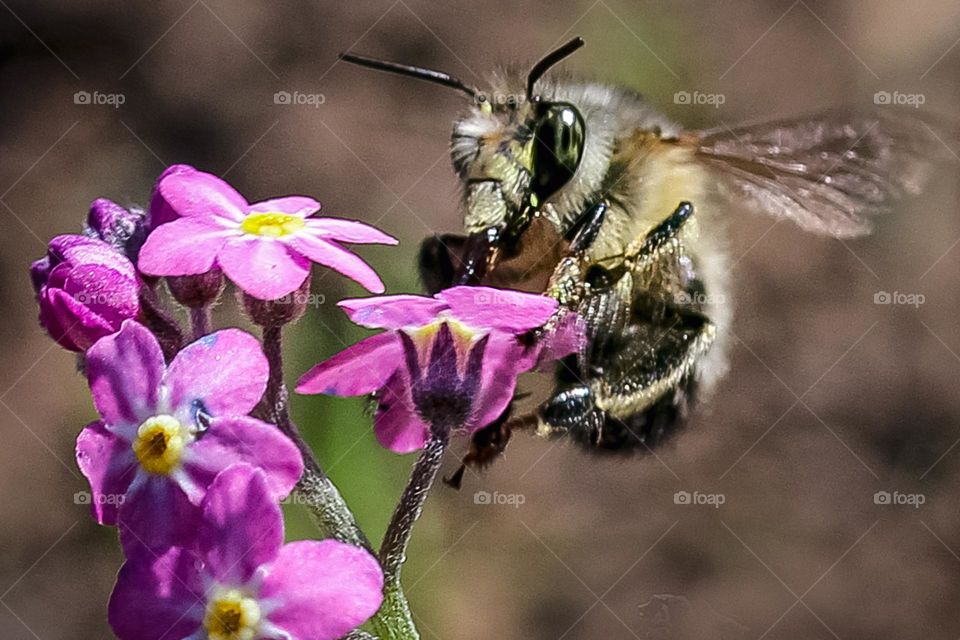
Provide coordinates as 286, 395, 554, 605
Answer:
31, 165, 581, 639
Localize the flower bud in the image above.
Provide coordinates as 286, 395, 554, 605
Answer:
32, 235, 141, 352
85, 198, 147, 261
166, 269, 225, 308
239, 277, 310, 327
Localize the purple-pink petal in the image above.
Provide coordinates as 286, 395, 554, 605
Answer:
156, 167, 248, 222
138, 217, 231, 276
288, 234, 384, 293
217, 235, 310, 300
117, 475, 201, 554
296, 332, 402, 397
470, 332, 526, 430
61, 263, 140, 324
247, 195, 320, 217
39, 287, 115, 352
75, 421, 138, 525
261, 540, 384, 640
164, 329, 269, 419
148, 164, 197, 229
305, 217, 398, 245
86, 321, 165, 426
180, 416, 303, 503
374, 370, 431, 454
437, 286, 559, 332
49, 234, 137, 276
108, 546, 205, 640
532, 310, 585, 369
199, 465, 283, 585
338, 295, 447, 330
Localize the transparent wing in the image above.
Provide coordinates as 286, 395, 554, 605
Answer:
692, 110, 953, 237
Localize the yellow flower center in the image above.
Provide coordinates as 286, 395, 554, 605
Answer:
132, 415, 188, 476
413, 317, 475, 349
240, 212, 305, 237
204, 588, 262, 640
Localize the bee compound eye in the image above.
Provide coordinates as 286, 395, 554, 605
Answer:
531, 102, 585, 201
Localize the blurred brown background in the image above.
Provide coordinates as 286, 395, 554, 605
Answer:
2, 1, 960, 638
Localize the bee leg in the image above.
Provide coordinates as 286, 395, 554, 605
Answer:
543, 199, 611, 308
442, 405, 540, 489
418, 233, 467, 295
539, 318, 714, 452
625, 201, 693, 270
567, 200, 608, 253
538, 383, 607, 444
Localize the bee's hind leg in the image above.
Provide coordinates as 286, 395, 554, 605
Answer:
538, 314, 714, 452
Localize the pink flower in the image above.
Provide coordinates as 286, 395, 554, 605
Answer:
31, 234, 140, 352
108, 464, 384, 640
296, 286, 582, 453
138, 165, 397, 300
75, 321, 303, 552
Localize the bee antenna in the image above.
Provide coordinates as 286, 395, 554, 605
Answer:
339, 51, 480, 100
526, 37, 585, 99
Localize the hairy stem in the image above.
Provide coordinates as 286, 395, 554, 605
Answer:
261, 324, 422, 639
379, 434, 449, 577
189, 305, 211, 340
369, 587, 418, 640
138, 284, 184, 360
369, 433, 449, 640
259, 324, 370, 547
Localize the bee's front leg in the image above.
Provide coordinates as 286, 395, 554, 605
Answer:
545, 199, 609, 309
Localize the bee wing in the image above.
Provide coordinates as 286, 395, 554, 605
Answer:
691, 110, 953, 237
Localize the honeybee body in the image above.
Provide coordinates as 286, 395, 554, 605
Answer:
450, 76, 730, 450
343, 37, 947, 467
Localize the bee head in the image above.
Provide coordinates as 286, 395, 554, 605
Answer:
340, 38, 586, 283
450, 39, 586, 240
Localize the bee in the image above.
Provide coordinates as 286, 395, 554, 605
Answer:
341, 37, 948, 474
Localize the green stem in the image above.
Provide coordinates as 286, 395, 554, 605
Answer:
369, 433, 449, 639
259, 324, 370, 547
369, 583, 418, 640
261, 323, 425, 639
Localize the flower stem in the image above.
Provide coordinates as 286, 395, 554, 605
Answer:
261, 324, 424, 640
259, 324, 369, 548
189, 305, 211, 340
138, 284, 184, 361
379, 433, 449, 577
370, 433, 449, 640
